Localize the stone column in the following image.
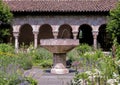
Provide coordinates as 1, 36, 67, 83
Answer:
32, 25, 39, 48
33, 32, 38, 48
92, 31, 98, 49
92, 25, 99, 49
51, 25, 59, 39
13, 25, 20, 53
71, 25, 79, 39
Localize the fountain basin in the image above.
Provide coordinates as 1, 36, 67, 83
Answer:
40, 39, 79, 53
40, 39, 79, 74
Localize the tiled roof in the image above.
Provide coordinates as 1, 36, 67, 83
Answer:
4, 0, 118, 12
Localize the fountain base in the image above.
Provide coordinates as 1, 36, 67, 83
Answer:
51, 53, 69, 74
51, 68, 69, 74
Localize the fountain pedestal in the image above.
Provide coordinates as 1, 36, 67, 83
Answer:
51, 53, 68, 74
40, 39, 79, 74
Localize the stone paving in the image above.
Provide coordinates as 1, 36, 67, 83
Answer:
24, 67, 77, 85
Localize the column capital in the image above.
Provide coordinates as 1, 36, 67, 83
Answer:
51, 25, 59, 39
51, 25, 59, 32
53, 32, 58, 39
72, 31, 78, 39
92, 30, 98, 35
13, 25, 20, 32
32, 25, 40, 32
91, 25, 99, 32
33, 31, 39, 35
71, 25, 79, 32
13, 32, 19, 37
92, 31, 99, 39
71, 25, 79, 39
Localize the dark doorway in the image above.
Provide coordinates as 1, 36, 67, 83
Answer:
77, 24, 93, 46
19, 24, 34, 46
97, 24, 112, 51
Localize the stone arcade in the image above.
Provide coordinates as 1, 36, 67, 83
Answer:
3, 0, 118, 51
2, 0, 118, 74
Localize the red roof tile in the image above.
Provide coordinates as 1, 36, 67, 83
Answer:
4, 0, 118, 12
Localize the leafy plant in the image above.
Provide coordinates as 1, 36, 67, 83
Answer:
17, 52, 33, 70
29, 46, 53, 68
0, 0, 13, 43
67, 48, 79, 62
76, 44, 93, 56
106, 1, 120, 44
0, 44, 37, 85
0, 43, 14, 53
39, 59, 52, 68
0, 0, 13, 23
71, 47, 120, 85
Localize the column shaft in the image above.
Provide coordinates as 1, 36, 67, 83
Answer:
13, 25, 20, 52
32, 25, 39, 48
93, 31, 98, 49
33, 32, 38, 48
13, 33, 19, 53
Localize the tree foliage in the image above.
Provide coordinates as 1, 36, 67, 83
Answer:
0, 0, 12, 23
106, 2, 120, 40
0, 0, 13, 43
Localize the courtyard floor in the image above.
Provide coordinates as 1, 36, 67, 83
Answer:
24, 67, 81, 85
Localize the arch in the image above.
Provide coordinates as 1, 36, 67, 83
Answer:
77, 24, 93, 45
97, 24, 112, 51
0, 23, 14, 43
19, 24, 34, 46
38, 24, 54, 42
57, 24, 73, 39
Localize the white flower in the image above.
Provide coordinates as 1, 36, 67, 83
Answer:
84, 52, 94, 56
88, 75, 95, 81
107, 79, 117, 85
72, 79, 83, 85
94, 69, 101, 74
115, 60, 120, 66
113, 72, 119, 78
85, 71, 92, 75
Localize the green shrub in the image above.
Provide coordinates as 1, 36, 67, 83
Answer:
0, 44, 37, 85
76, 44, 93, 56
67, 48, 79, 61
29, 47, 52, 67
0, 43, 14, 53
17, 53, 33, 70
67, 44, 93, 69
39, 59, 52, 68
31, 47, 52, 60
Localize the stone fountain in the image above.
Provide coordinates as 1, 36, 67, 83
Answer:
40, 39, 79, 74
